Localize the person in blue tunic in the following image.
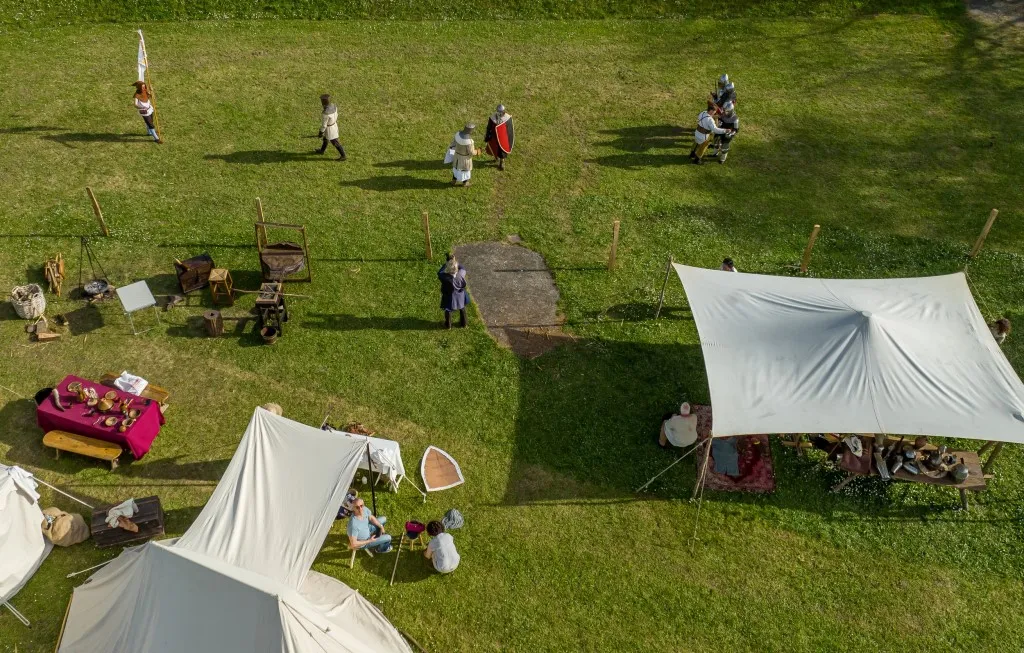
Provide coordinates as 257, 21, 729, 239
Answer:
438, 254, 468, 329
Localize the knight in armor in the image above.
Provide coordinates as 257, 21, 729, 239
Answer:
132, 81, 161, 144
449, 123, 480, 186
690, 107, 733, 165
484, 104, 512, 171
316, 94, 347, 161
708, 74, 737, 112
712, 101, 739, 164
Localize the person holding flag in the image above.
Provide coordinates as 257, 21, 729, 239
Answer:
132, 81, 161, 144
484, 104, 515, 171
135, 30, 162, 144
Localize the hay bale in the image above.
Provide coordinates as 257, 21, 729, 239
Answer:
261, 402, 283, 416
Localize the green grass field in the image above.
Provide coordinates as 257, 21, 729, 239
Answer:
2, 13, 1024, 653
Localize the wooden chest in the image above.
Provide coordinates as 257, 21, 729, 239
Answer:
91, 495, 165, 548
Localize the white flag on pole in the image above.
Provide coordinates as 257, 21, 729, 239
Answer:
137, 30, 147, 82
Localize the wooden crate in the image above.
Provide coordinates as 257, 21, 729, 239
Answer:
91, 495, 165, 548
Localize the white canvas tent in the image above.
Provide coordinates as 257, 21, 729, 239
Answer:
674, 264, 1024, 443
0, 464, 52, 625
57, 408, 413, 653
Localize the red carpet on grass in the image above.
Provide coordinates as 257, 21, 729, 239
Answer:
693, 405, 776, 494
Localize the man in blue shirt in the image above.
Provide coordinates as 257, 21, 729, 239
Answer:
346, 498, 392, 553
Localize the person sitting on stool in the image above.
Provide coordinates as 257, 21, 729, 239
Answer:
424, 520, 460, 574
347, 498, 392, 553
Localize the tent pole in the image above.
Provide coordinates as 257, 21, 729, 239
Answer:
54, 595, 72, 652
636, 444, 697, 492
692, 438, 712, 500
365, 441, 378, 516
655, 256, 673, 319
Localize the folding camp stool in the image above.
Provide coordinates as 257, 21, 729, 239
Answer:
406, 531, 428, 552
348, 545, 374, 568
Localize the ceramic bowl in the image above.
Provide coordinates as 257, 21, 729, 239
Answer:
97, 397, 114, 413
104, 416, 118, 427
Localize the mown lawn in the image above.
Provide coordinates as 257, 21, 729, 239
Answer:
1, 15, 1024, 653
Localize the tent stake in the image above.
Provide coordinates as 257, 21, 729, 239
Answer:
389, 533, 405, 586
654, 256, 673, 319
799, 224, 821, 274
969, 209, 999, 259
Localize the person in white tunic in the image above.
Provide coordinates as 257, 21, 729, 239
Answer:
449, 123, 480, 186
132, 81, 160, 144
689, 108, 732, 165
316, 94, 346, 161
424, 520, 460, 574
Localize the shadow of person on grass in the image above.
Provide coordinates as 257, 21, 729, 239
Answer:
317, 533, 435, 582
303, 313, 440, 331
41, 132, 150, 147
597, 124, 687, 152
339, 175, 452, 192
203, 150, 323, 164
373, 159, 443, 171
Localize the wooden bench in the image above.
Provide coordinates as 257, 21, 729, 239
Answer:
99, 372, 170, 411
43, 430, 122, 470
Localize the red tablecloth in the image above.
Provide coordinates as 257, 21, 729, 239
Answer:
36, 375, 165, 459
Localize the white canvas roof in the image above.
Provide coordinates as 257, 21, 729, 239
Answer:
58, 408, 412, 653
675, 265, 1024, 442
0, 464, 51, 605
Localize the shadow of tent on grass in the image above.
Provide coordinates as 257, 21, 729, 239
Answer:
501, 336, 978, 517
503, 339, 707, 505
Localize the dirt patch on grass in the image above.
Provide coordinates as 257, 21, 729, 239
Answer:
454, 241, 570, 358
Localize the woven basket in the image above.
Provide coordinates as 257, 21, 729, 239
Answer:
10, 284, 46, 320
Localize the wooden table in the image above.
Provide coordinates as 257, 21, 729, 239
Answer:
834, 436, 986, 509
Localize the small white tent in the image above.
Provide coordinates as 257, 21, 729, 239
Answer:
57, 408, 413, 653
0, 464, 52, 622
675, 265, 1024, 442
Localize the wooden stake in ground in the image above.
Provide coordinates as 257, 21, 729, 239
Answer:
655, 256, 674, 319
969, 209, 999, 259
137, 30, 162, 143
608, 220, 621, 270
86, 187, 109, 236
389, 533, 405, 586
422, 210, 433, 260
799, 224, 821, 274
255, 198, 267, 250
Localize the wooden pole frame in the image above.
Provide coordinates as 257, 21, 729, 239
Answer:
422, 210, 433, 260
85, 187, 109, 236
655, 256, 674, 319
799, 224, 821, 274
969, 209, 999, 259
138, 30, 162, 142
608, 220, 621, 271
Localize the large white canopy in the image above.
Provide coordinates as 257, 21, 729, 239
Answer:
675, 265, 1024, 442
59, 408, 412, 653
0, 464, 51, 605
